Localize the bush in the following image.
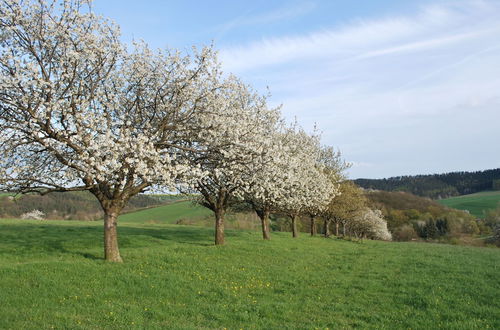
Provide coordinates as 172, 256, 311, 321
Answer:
486, 224, 500, 247
350, 208, 392, 241
20, 210, 45, 220
392, 225, 418, 241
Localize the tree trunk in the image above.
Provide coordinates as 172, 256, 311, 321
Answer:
342, 222, 346, 237
215, 209, 225, 245
335, 222, 339, 236
324, 219, 331, 238
258, 209, 271, 240
310, 216, 316, 236
291, 214, 298, 238
103, 207, 123, 263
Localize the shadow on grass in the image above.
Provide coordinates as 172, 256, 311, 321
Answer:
119, 225, 215, 247
0, 222, 220, 260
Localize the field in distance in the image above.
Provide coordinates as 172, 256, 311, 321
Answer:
118, 200, 211, 224
437, 191, 500, 218
0, 218, 499, 328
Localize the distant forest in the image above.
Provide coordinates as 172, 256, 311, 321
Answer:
355, 168, 500, 199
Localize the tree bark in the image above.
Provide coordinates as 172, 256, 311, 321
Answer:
291, 214, 298, 238
258, 209, 271, 240
342, 222, 346, 237
310, 216, 316, 236
335, 222, 339, 237
103, 207, 123, 262
324, 219, 331, 238
215, 209, 225, 245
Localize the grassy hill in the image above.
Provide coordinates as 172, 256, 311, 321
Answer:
437, 191, 500, 218
364, 190, 488, 243
1, 218, 499, 328
119, 200, 211, 224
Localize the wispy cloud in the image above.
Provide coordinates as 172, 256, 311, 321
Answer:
212, 1, 316, 39
221, 1, 500, 72
219, 0, 500, 178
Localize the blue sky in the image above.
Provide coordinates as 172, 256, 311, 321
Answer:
93, 0, 500, 179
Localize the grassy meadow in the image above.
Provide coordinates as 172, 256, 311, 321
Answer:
438, 191, 500, 218
119, 200, 211, 224
0, 218, 499, 329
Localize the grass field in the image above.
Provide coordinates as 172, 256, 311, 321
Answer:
119, 200, 211, 224
0, 219, 499, 329
438, 191, 500, 218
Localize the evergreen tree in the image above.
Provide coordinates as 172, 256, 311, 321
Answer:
424, 219, 438, 239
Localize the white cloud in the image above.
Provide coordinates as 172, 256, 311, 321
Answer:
221, 2, 500, 72
212, 1, 317, 39
219, 0, 500, 178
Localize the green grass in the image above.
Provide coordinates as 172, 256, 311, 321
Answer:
0, 219, 499, 329
438, 191, 500, 218
119, 200, 211, 224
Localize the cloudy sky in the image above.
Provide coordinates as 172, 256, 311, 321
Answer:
93, 0, 500, 179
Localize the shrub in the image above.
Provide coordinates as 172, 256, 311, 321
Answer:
350, 208, 392, 241
393, 225, 418, 241
20, 210, 45, 220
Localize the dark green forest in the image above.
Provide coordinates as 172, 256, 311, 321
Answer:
355, 168, 500, 199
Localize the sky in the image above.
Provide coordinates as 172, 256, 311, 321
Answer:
93, 0, 500, 179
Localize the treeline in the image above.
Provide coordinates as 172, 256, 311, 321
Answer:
0, 193, 179, 220
355, 168, 500, 199
365, 190, 498, 245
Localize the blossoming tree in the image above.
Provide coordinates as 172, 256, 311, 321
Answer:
350, 208, 392, 241
0, 0, 222, 261
274, 129, 339, 238
244, 126, 293, 240
322, 180, 366, 237
303, 146, 347, 236
188, 77, 281, 245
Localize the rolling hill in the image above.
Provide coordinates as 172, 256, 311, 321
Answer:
437, 191, 500, 218
118, 200, 211, 224
355, 168, 500, 199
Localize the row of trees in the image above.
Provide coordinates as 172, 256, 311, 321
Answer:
0, 0, 386, 262
320, 181, 391, 241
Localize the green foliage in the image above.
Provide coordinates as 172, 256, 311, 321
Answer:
0, 219, 499, 329
489, 224, 500, 247
436, 219, 449, 236
392, 224, 418, 241
438, 191, 500, 218
492, 179, 500, 191
484, 208, 500, 230
424, 219, 438, 239
366, 190, 483, 243
366, 191, 444, 215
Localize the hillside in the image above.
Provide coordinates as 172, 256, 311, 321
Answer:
0, 219, 499, 328
437, 191, 500, 218
364, 190, 490, 243
355, 168, 500, 199
0, 192, 182, 220
119, 200, 211, 224
120, 200, 264, 232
